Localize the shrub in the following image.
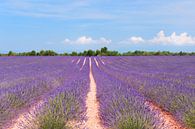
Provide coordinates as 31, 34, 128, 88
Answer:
185, 103, 195, 128
116, 116, 147, 129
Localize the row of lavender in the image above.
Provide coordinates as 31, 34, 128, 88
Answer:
92, 59, 155, 128
1, 56, 194, 128
0, 57, 89, 128
95, 56, 195, 129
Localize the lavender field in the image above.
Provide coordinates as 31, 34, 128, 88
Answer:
0, 56, 194, 129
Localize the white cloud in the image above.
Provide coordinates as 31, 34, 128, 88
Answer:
62, 36, 111, 45
125, 30, 195, 46
76, 36, 93, 44
150, 30, 195, 45
99, 37, 112, 44
63, 38, 71, 43
129, 36, 144, 44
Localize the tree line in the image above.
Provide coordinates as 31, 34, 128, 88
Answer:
0, 47, 195, 56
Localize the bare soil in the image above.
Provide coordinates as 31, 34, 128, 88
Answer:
85, 58, 104, 129
80, 57, 86, 71
145, 101, 187, 129
94, 58, 99, 68
76, 59, 81, 64
7, 100, 44, 129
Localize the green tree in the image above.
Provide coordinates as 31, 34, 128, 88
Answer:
71, 51, 78, 56
44, 50, 57, 56
63, 52, 68, 56
8, 51, 15, 56
95, 50, 101, 56
40, 50, 45, 56
154, 51, 161, 56
107, 51, 119, 56
86, 50, 95, 56
83, 50, 87, 56
101, 47, 108, 54
29, 50, 36, 56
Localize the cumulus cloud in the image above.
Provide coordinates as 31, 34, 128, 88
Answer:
129, 36, 144, 43
99, 37, 112, 44
150, 30, 195, 45
76, 36, 93, 44
63, 38, 71, 43
126, 30, 195, 46
62, 36, 111, 45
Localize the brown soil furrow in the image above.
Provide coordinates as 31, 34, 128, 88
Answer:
76, 58, 81, 64
80, 57, 86, 71
6, 100, 45, 129
145, 101, 186, 129
100, 59, 105, 65
94, 58, 99, 68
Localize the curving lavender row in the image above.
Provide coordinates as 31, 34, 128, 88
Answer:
97, 56, 195, 128
0, 57, 89, 128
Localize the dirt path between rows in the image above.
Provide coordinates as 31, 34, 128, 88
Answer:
145, 101, 186, 129
94, 58, 99, 68
80, 57, 86, 71
86, 58, 104, 129
99, 59, 105, 65
6, 100, 45, 129
76, 58, 81, 64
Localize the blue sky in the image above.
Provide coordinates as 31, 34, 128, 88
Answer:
0, 0, 195, 53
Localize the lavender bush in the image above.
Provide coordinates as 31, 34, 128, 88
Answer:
0, 57, 89, 128
92, 58, 154, 129
97, 56, 195, 128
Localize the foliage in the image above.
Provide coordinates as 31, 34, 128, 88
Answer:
116, 116, 148, 129
70, 51, 78, 56
8, 51, 16, 56
184, 103, 195, 128
1, 47, 195, 56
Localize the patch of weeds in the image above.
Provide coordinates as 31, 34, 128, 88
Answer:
7, 93, 25, 108
145, 88, 158, 100
170, 94, 190, 113
116, 116, 151, 129
184, 103, 195, 129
